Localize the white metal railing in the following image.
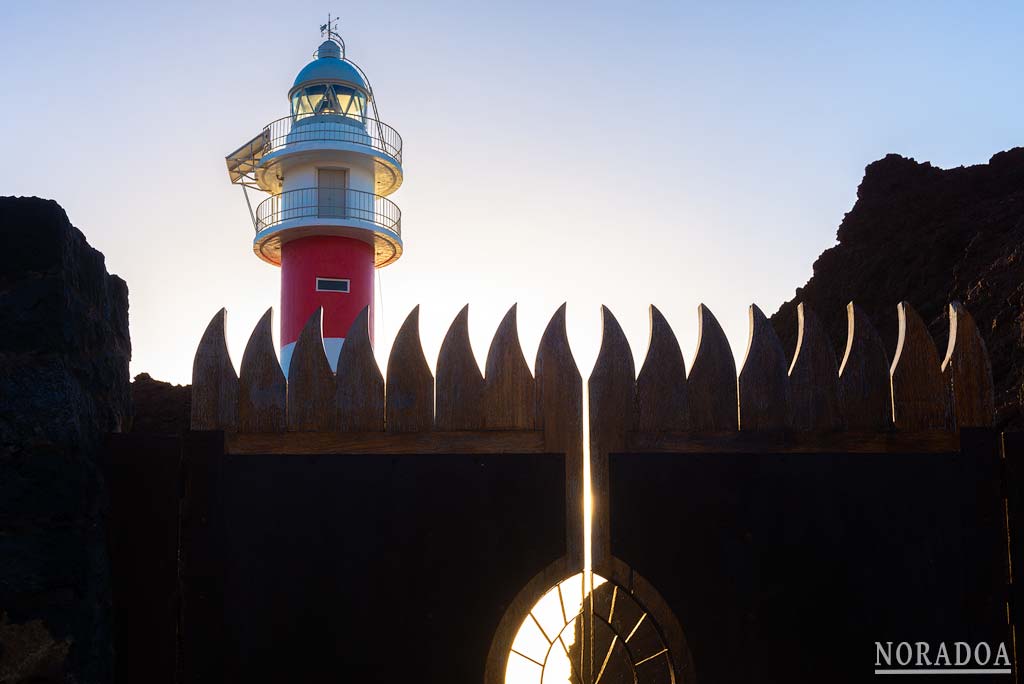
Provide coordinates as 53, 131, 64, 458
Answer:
254, 187, 401, 235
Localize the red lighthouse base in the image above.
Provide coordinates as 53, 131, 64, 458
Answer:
280, 235, 374, 373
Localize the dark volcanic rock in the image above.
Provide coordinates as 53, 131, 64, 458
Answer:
0, 197, 131, 683
130, 373, 190, 434
771, 148, 1024, 428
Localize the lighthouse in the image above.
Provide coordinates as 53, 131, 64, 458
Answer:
225, 19, 403, 374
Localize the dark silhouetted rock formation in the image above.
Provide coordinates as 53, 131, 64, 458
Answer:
130, 373, 191, 434
0, 197, 130, 683
772, 148, 1024, 428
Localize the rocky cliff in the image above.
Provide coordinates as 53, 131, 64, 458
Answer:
130, 373, 190, 434
0, 197, 131, 683
772, 148, 1024, 429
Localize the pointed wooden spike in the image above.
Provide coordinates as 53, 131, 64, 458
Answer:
484, 304, 537, 429
787, 303, 841, 431
435, 305, 484, 430
941, 301, 995, 428
535, 304, 582, 434
738, 304, 791, 430
636, 305, 689, 431
890, 301, 950, 430
687, 304, 738, 431
535, 304, 584, 567
386, 306, 434, 432
238, 308, 286, 432
588, 306, 635, 571
190, 308, 238, 430
838, 303, 892, 431
589, 307, 635, 429
336, 306, 384, 431
286, 308, 337, 431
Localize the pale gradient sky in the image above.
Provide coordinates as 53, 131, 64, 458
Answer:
2, 1, 1022, 384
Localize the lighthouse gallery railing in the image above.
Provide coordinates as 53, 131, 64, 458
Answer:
254, 188, 401, 236
262, 114, 402, 163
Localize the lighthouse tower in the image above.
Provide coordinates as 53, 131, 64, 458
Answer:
226, 20, 403, 374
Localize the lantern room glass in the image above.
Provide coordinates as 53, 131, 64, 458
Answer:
291, 83, 367, 122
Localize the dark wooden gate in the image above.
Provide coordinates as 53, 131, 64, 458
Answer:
105, 299, 1023, 684
107, 304, 582, 684
589, 301, 1016, 683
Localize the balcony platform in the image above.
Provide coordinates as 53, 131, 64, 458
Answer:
252, 187, 402, 268
227, 114, 404, 196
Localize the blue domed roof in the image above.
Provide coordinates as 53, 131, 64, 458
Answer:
291, 40, 367, 92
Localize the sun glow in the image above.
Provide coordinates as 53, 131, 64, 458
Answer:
582, 389, 593, 594
504, 573, 609, 684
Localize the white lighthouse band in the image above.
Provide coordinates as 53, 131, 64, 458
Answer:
279, 337, 347, 376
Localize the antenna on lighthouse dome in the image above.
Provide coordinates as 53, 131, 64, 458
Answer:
319, 13, 345, 58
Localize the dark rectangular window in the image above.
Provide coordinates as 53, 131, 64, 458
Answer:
316, 278, 350, 293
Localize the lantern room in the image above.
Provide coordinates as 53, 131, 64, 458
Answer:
289, 40, 369, 122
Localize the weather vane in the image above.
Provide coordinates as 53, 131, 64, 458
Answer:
320, 13, 341, 43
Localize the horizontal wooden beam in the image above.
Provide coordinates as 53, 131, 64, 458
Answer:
625, 429, 961, 454
225, 430, 547, 455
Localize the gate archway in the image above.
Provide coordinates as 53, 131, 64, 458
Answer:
488, 563, 695, 684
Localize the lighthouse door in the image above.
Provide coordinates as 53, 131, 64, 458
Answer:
317, 169, 348, 219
